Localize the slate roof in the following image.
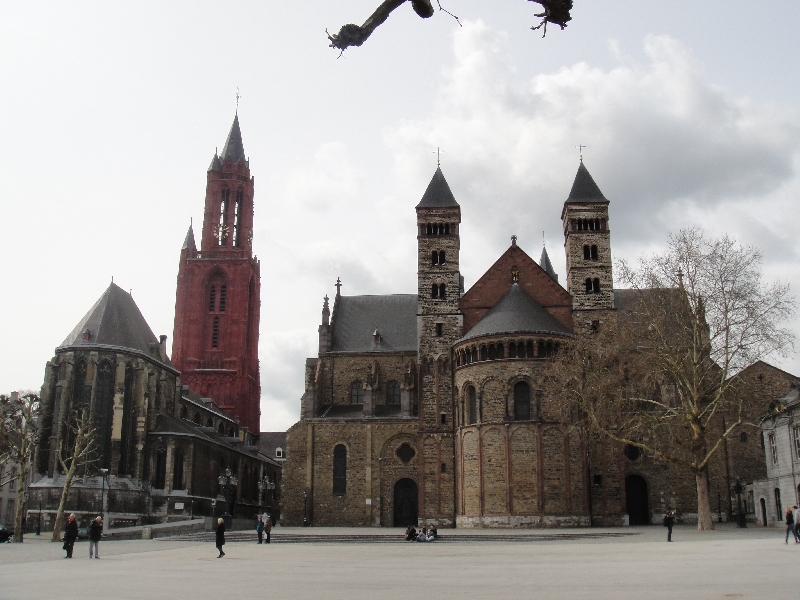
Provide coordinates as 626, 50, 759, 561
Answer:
460, 283, 572, 342
539, 246, 558, 282
220, 114, 246, 164
149, 414, 264, 458
208, 153, 222, 172
58, 283, 171, 365
416, 167, 459, 208
182, 224, 196, 250
566, 161, 608, 203
330, 295, 418, 352
258, 432, 288, 459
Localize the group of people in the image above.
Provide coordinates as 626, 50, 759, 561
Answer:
62, 514, 103, 559
404, 524, 437, 542
214, 514, 275, 558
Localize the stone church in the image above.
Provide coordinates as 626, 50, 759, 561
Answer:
282, 162, 795, 528
30, 115, 281, 529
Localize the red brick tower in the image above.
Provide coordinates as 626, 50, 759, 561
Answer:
171, 114, 261, 433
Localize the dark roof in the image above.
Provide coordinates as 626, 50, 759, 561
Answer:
59, 283, 169, 363
182, 224, 196, 250
539, 246, 558, 282
258, 432, 287, 458
330, 295, 417, 352
460, 283, 571, 341
220, 114, 246, 164
208, 153, 222, 172
150, 414, 264, 458
566, 161, 608, 203
416, 167, 459, 208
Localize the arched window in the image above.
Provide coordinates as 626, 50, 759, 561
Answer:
219, 189, 230, 246
229, 426, 235, 437
431, 284, 439, 299
180, 405, 188, 419
439, 283, 446, 299
426, 223, 432, 235
386, 381, 401, 405
593, 278, 600, 293
445, 224, 450, 234
583, 245, 590, 259
218, 422, 225, 435
585, 278, 593, 293
212, 316, 220, 348
119, 364, 135, 475
333, 444, 347, 495
206, 417, 213, 427
208, 285, 216, 312
431, 251, 439, 266
509, 342, 517, 358
192, 412, 201, 425
496, 343, 504, 359
96, 360, 115, 470
591, 245, 598, 260
350, 381, 365, 405
219, 285, 227, 312
538, 340, 545, 357
775, 487, 782, 520
173, 449, 185, 490
468, 386, 478, 424
488, 345, 496, 360
480, 346, 488, 361
526, 341, 534, 358
514, 382, 530, 421
153, 448, 167, 489
233, 189, 243, 246
439, 251, 446, 264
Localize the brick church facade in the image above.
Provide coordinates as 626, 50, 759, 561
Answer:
282, 162, 796, 528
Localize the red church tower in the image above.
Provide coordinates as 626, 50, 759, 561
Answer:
171, 114, 261, 433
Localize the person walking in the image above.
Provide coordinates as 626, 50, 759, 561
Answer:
785, 507, 799, 544
89, 516, 103, 558
256, 516, 264, 544
264, 514, 272, 544
663, 511, 675, 542
216, 518, 226, 557
63, 514, 79, 559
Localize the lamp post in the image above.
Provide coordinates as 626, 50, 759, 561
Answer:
100, 468, 109, 525
258, 475, 275, 518
36, 492, 41, 536
218, 468, 238, 529
733, 479, 747, 528
303, 490, 309, 527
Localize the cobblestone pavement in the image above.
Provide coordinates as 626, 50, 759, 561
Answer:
0, 524, 794, 599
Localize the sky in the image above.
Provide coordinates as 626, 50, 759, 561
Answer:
1, 1, 799, 433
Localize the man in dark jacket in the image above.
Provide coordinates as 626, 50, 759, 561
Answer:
216, 518, 226, 557
63, 514, 79, 558
89, 516, 103, 558
663, 511, 675, 542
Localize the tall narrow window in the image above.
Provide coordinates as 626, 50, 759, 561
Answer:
386, 381, 401, 405
431, 251, 439, 266
514, 381, 531, 421
96, 360, 115, 470
794, 427, 800, 459
233, 189, 243, 247
468, 386, 478, 424
591, 245, 599, 260
119, 365, 135, 475
350, 381, 365, 405
769, 433, 778, 465
592, 278, 600, 293
333, 444, 347, 495
431, 284, 439, 299
173, 449, 185, 490
219, 285, 227, 312
585, 278, 593, 293
153, 448, 167, 489
219, 189, 230, 246
583, 245, 590, 259
208, 286, 216, 312
775, 487, 782, 520
439, 283, 446, 299
439, 251, 446, 264
212, 316, 220, 348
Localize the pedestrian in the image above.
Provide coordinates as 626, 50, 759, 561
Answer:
216, 517, 226, 557
784, 507, 799, 544
256, 516, 264, 544
89, 516, 103, 558
663, 511, 675, 542
793, 506, 800, 531
63, 514, 79, 559
264, 514, 272, 544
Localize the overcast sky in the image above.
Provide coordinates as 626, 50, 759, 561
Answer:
2, 1, 798, 433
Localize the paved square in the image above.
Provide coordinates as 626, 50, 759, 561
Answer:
0, 525, 795, 599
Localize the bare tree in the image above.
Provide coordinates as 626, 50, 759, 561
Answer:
51, 407, 97, 542
0, 391, 40, 543
550, 229, 796, 530
327, 0, 572, 52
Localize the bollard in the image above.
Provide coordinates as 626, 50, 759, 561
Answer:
142, 526, 153, 540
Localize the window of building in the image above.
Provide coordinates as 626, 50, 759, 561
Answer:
209, 285, 216, 312
775, 487, 782, 520
96, 360, 115, 470
276, 448, 284, 459
350, 382, 365, 405
431, 251, 439, 266
219, 189, 230, 246
386, 381, 401, 405
585, 278, 593, 293
333, 444, 347, 495
173, 449, 184, 490
435, 323, 443, 337
794, 427, 800, 459
593, 475, 603, 486
468, 386, 477, 424
431, 284, 439, 299
153, 448, 167, 489
218, 422, 225, 435
591, 245, 598, 260
514, 381, 531, 421
219, 285, 227, 312
212, 316, 220, 348
593, 278, 600, 293
439, 251, 446, 265
441, 462, 447, 473
583, 245, 590, 259
233, 189, 243, 246
8, 468, 18, 491
440, 413, 447, 426
193, 412, 201, 425
740, 431, 748, 443
439, 283, 446, 299
206, 417, 213, 427
769, 433, 778, 465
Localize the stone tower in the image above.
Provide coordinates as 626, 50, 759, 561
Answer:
171, 114, 262, 433
415, 166, 462, 526
561, 161, 614, 333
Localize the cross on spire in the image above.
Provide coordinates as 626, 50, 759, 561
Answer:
511, 234, 517, 247
335, 277, 342, 296
236, 87, 240, 113
576, 143, 587, 162
433, 147, 443, 167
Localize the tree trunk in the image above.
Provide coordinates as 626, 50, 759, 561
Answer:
12, 459, 28, 542
695, 469, 715, 530
51, 462, 77, 542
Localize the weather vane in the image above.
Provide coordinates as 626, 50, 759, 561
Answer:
236, 87, 240, 112
576, 143, 587, 162
433, 147, 443, 167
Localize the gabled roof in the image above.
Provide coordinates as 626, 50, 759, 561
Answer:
566, 161, 608, 203
330, 295, 417, 352
416, 166, 459, 209
58, 283, 170, 364
182, 224, 196, 250
460, 283, 572, 342
220, 114, 246, 164
539, 246, 558, 282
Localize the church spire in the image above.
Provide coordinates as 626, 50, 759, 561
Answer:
539, 246, 558, 282
220, 114, 246, 164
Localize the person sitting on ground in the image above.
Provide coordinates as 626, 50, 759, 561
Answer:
416, 527, 429, 542
428, 524, 438, 540
404, 525, 417, 541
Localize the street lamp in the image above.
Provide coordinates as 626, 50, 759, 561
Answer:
100, 468, 109, 525
258, 475, 275, 517
303, 490, 309, 527
218, 468, 238, 529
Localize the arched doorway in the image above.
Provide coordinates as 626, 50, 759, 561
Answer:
393, 478, 418, 527
625, 475, 650, 525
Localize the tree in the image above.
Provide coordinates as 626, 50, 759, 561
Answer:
51, 407, 97, 542
0, 391, 40, 543
327, 0, 573, 52
551, 229, 796, 530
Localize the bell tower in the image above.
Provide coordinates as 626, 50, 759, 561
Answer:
171, 114, 262, 433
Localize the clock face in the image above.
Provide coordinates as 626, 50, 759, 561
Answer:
214, 224, 230, 240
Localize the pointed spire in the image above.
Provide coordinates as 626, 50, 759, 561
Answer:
566, 162, 608, 203
416, 166, 459, 208
208, 152, 222, 172
182, 222, 196, 250
322, 295, 330, 326
220, 114, 246, 164
540, 246, 558, 282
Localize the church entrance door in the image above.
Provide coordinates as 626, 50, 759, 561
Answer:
625, 475, 650, 525
393, 478, 418, 527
